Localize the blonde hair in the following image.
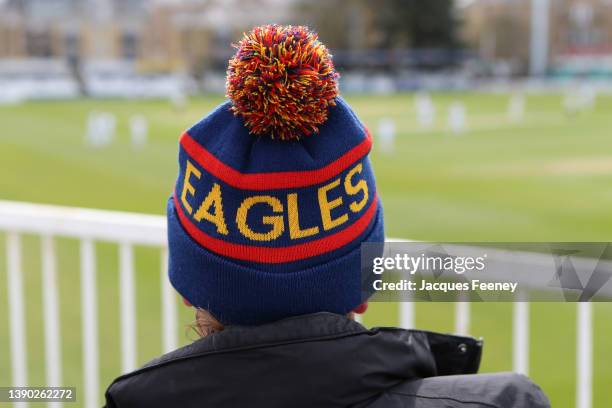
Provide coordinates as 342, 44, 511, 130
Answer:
190, 308, 225, 338
189, 310, 359, 338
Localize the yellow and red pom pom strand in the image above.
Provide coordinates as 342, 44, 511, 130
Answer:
226, 25, 339, 141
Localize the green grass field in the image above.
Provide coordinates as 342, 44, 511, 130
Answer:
1, 93, 611, 407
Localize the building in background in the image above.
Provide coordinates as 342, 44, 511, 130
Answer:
1, 0, 612, 98
0, 0, 302, 97
0, 0, 295, 74
552, 0, 612, 77
462, 0, 612, 76
0, 0, 146, 60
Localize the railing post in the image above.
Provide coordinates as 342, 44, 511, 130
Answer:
576, 302, 593, 408
80, 239, 99, 408
513, 291, 530, 375
41, 235, 63, 408
161, 248, 177, 353
7, 232, 28, 408
119, 242, 137, 373
454, 298, 470, 336
400, 302, 414, 329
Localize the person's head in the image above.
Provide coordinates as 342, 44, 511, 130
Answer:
167, 24, 384, 327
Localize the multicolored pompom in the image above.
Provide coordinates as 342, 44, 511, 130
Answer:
226, 25, 339, 141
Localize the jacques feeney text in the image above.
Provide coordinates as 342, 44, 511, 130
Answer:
372, 279, 519, 293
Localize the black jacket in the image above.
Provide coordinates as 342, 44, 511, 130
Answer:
104, 313, 550, 408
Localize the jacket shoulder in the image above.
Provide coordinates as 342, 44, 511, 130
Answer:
363, 373, 551, 408
104, 337, 218, 408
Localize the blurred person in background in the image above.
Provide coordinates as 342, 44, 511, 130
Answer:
103, 25, 550, 408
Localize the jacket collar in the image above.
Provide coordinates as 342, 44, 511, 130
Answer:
110, 313, 481, 408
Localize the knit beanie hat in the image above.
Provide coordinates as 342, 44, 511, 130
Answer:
167, 25, 384, 325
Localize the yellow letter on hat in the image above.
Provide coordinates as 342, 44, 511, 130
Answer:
287, 193, 320, 239
194, 183, 229, 235
318, 178, 348, 231
181, 160, 201, 214
237, 196, 285, 241
344, 163, 368, 213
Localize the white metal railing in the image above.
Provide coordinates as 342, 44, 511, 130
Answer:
0, 200, 594, 408
0, 200, 172, 408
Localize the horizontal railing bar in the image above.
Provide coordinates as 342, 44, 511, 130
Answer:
0, 200, 166, 245
0, 202, 610, 295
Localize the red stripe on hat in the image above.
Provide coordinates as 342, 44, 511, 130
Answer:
172, 193, 378, 264
179, 128, 372, 191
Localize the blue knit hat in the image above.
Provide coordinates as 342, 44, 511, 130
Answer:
167, 25, 384, 325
